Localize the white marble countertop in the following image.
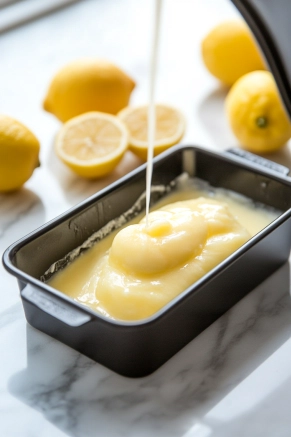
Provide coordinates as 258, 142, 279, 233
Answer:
1, 0, 291, 436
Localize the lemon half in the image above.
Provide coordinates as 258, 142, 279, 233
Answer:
117, 104, 186, 160
55, 112, 129, 178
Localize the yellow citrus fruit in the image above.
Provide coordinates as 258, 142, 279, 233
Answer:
201, 20, 266, 86
117, 104, 186, 161
43, 59, 136, 122
0, 115, 40, 193
225, 71, 291, 153
54, 111, 129, 178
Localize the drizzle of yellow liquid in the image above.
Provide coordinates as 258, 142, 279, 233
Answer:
48, 185, 279, 321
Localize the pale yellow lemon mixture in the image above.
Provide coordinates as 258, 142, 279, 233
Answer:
48, 184, 279, 321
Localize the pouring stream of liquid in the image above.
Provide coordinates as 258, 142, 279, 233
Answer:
145, 0, 163, 227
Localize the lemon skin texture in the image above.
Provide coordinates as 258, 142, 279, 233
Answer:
60, 153, 125, 179
0, 115, 40, 193
43, 59, 136, 122
201, 20, 266, 86
225, 71, 291, 153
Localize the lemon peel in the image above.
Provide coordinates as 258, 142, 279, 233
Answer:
0, 115, 40, 192
225, 71, 291, 153
43, 59, 136, 122
201, 20, 266, 86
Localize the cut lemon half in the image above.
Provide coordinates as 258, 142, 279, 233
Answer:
55, 112, 129, 178
117, 104, 186, 160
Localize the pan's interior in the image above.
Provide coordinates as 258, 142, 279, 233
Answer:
11, 147, 291, 280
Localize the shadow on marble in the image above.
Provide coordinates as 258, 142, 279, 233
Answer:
0, 188, 45, 247
46, 137, 144, 205
197, 86, 234, 151
7, 262, 291, 437
198, 87, 291, 171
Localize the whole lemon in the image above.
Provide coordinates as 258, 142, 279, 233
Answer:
225, 71, 291, 153
43, 59, 136, 122
201, 20, 266, 86
0, 115, 40, 192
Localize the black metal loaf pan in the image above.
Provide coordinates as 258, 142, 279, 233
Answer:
3, 145, 291, 377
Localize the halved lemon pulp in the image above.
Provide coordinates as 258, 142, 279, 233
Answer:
55, 111, 129, 178
117, 104, 186, 160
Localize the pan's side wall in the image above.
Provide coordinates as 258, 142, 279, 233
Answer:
195, 149, 291, 211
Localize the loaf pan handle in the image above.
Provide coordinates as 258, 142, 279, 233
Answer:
22, 284, 92, 327
226, 148, 290, 177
